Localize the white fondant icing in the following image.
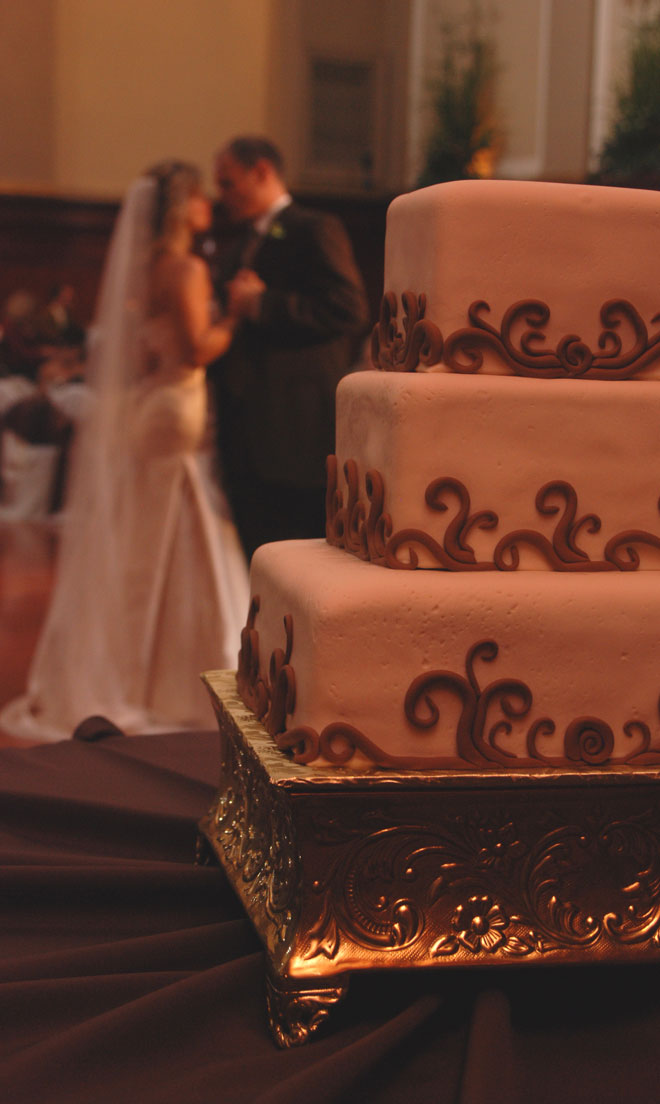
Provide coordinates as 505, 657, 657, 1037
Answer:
384, 180, 660, 378
335, 371, 660, 570
238, 180, 660, 769
248, 541, 660, 769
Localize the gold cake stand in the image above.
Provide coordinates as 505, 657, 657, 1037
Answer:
198, 670, 660, 1048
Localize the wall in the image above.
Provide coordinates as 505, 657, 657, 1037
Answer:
0, 0, 56, 189
266, 0, 410, 193
494, 0, 546, 179
0, 0, 276, 198
0, 190, 388, 327
53, 0, 277, 196
543, 0, 595, 180
0, 0, 652, 200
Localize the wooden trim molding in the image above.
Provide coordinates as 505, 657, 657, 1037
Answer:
1, 190, 388, 328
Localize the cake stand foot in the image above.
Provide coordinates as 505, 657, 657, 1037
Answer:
265, 970, 350, 1048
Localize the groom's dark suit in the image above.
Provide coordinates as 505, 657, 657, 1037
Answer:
210, 201, 368, 556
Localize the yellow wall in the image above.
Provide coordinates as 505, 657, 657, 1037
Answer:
1, 0, 412, 198
544, 0, 595, 179
0, 0, 644, 198
267, 0, 410, 192
0, 0, 56, 189
53, 0, 276, 196
0, 0, 276, 198
494, 0, 545, 177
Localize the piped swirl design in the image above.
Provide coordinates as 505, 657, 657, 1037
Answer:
371, 292, 660, 379
236, 597, 296, 738
235, 605, 660, 771
326, 459, 660, 572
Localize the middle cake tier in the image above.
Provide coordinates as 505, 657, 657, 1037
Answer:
238, 539, 660, 771
329, 370, 660, 571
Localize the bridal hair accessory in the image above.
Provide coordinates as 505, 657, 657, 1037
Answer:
148, 160, 203, 240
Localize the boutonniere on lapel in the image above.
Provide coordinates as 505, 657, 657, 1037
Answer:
269, 220, 286, 240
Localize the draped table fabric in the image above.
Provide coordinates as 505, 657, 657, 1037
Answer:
2, 728, 660, 1104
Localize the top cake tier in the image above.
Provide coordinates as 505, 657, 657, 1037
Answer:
372, 180, 660, 380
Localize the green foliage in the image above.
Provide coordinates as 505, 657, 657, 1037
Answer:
417, 21, 496, 187
597, 15, 660, 184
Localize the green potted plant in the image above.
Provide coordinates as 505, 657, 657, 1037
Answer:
417, 16, 497, 187
595, 12, 660, 188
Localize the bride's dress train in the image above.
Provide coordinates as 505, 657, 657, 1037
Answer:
0, 315, 249, 741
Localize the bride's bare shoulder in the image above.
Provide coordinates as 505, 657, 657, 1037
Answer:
150, 251, 208, 306
179, 253, 207, 280
152, 250, 203, 277
164, 252, 208, 289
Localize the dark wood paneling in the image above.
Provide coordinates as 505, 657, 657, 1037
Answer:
0, 194, 119, 324
0, 191, 390, 328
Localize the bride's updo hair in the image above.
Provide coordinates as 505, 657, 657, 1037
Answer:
147, 160, 203, 244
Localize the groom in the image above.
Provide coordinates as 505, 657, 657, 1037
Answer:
210, 135, 369, 559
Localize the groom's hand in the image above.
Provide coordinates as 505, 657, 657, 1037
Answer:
226, 268, 266, 321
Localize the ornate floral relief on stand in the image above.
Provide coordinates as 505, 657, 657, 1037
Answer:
199, 678, 301, 965
200, 672, 660, 1047
296, 802, 660, 964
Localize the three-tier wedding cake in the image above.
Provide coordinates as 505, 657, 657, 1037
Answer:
235, 179, 660, 771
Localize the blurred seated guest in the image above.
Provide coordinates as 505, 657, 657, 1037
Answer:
0, 373, 34, 414
36, 283, 86, 348
0, 392, 73, 519
39, 337, 86, 385
0, 340, 90, 520
39, 340, 90, 423
0, 291, 46, 379
211, 135, 369, 558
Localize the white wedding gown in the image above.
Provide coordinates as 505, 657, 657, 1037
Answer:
0, 314, 250, 741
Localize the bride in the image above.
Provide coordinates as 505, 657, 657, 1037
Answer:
1, 161, 254, 740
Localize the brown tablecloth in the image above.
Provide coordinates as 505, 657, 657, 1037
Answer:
2, 729, 660, 1103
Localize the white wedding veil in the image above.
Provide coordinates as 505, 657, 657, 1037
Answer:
1, 167, 250, 742
3, 176, 159, 737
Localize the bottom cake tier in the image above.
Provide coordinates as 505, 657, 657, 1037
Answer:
238, 539, 660, 770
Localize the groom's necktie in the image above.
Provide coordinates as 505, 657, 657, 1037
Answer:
239, 225, 262, 268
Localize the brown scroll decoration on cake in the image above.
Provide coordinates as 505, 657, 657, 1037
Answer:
370, 291, 444, 371
385, 478, 499, 570
326, 456, 393, 563
327, 460, 660, 572
327, 459, 499, 570
603, 521, 660, 571
280, 639, 660, 769
236, 604, 660, 770
236, 596, 296, 738
493, 481, 609, 571
371, 293, 660, 379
